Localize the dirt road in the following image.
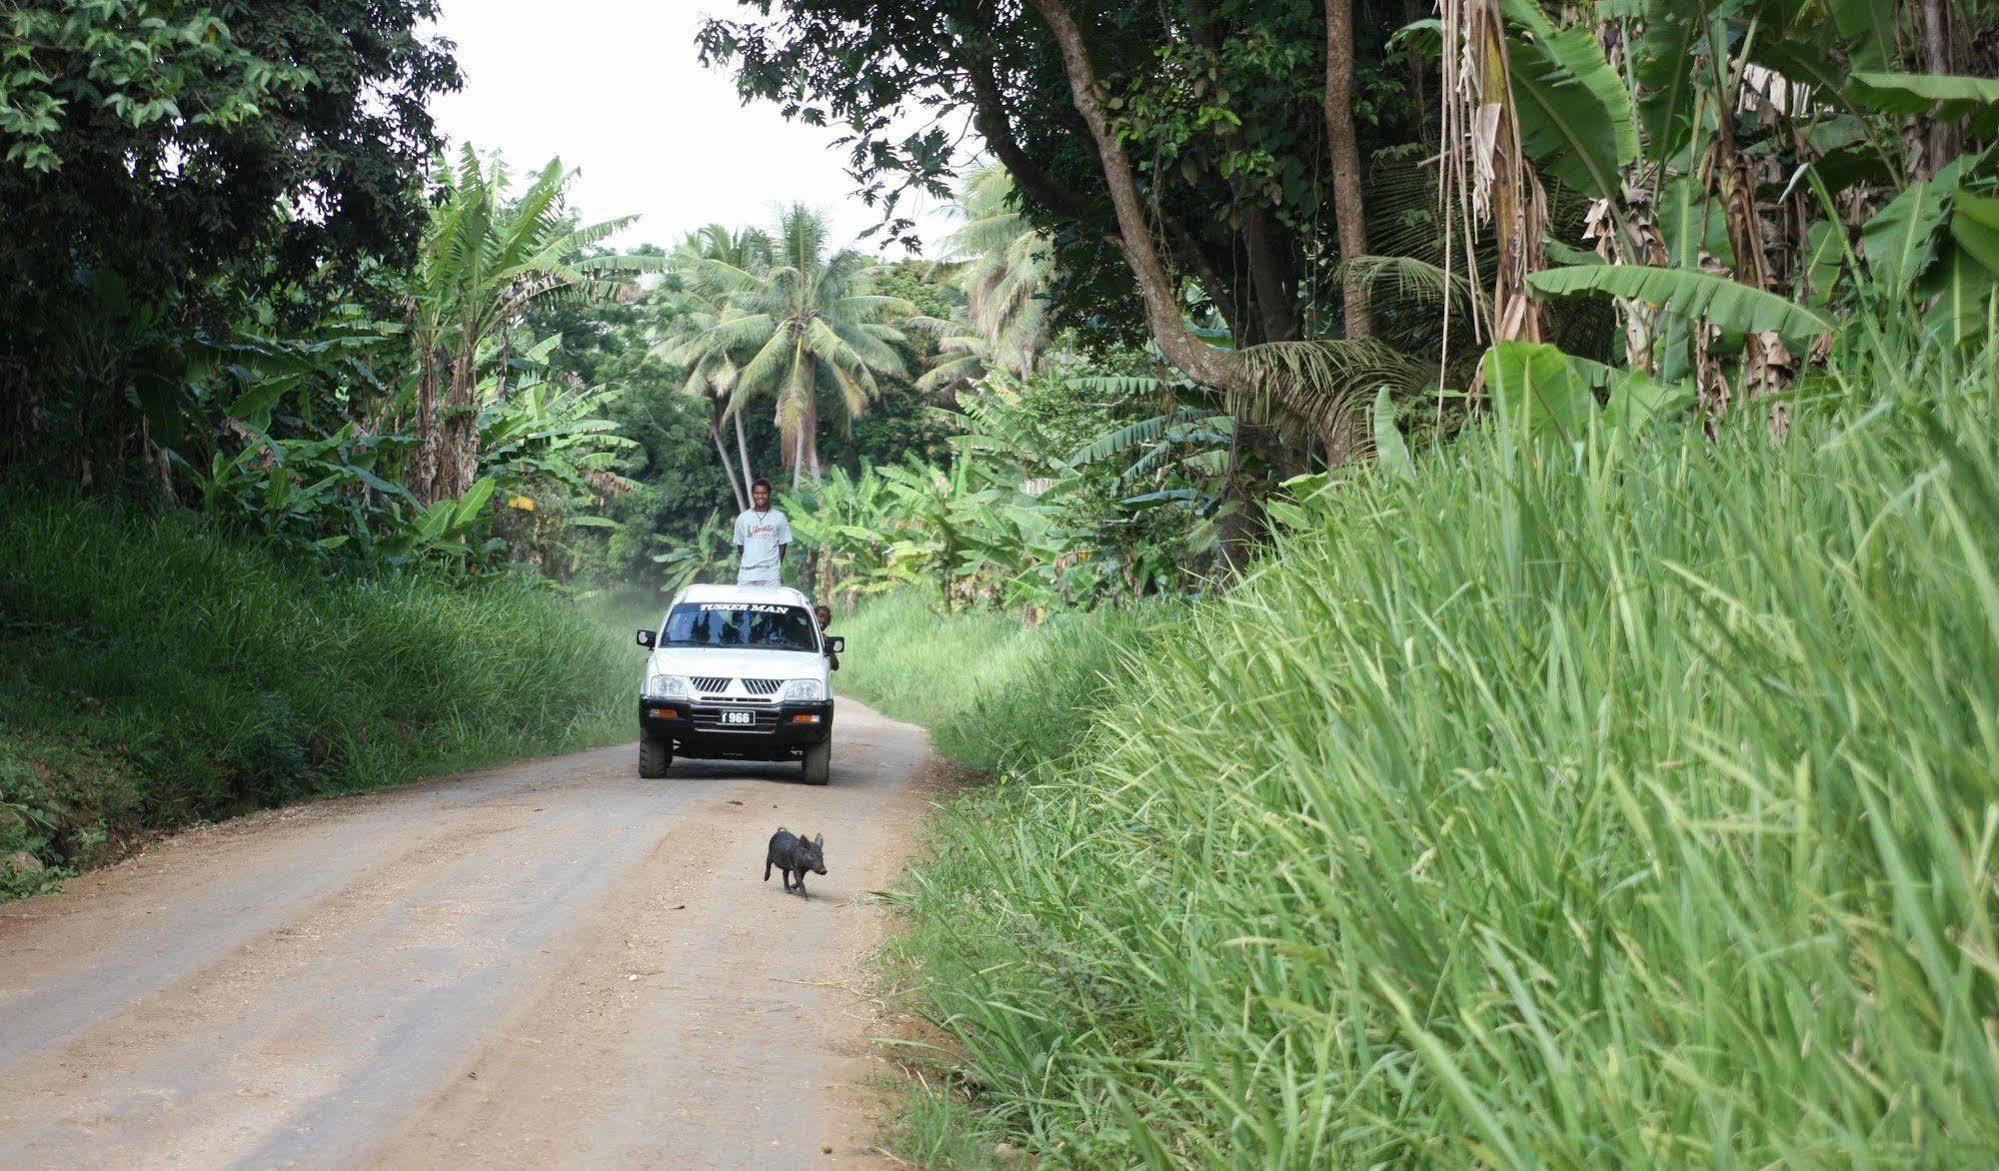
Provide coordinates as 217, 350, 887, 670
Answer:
0, 701, 932, 1169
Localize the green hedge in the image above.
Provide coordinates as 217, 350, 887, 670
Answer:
0, 499, 632, 897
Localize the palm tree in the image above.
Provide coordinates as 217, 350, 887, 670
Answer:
679, 205, 915, 486
923, 166, 1055, 390
406, 147, 658, 504
654, 225, 773, 509
957, 167, 1053, 363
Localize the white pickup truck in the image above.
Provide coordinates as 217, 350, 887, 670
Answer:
634, 583, 843, 784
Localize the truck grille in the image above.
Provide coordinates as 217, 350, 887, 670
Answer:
687, 676, 784, 700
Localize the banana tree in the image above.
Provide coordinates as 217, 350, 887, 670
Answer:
476, 359, 633, 498
781, 465, 901, 599
1432, 0, 1999, 426
405, 148, 658, 506
649, 510, 736, 595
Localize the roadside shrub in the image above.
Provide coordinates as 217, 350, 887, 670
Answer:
0, 498, 632, 888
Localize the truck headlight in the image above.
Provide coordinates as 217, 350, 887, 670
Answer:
646, 674, 691, 699
780, 678, 823, 702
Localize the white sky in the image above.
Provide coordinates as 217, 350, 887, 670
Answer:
426, 0, 958, 255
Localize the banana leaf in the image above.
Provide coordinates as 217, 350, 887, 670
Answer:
1527, 266, 1832, 337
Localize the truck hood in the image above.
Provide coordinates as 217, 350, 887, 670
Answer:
647, 646, 827, 683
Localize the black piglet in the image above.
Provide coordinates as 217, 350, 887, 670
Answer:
764, 827, 827, 897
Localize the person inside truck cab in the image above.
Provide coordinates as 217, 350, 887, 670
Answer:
815, 604, 839, 671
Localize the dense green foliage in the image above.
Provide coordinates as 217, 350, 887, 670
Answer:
1448, 0, 1999, 410
529, 284, 745, 584
0, 498, 633, 898
9, 136, 656, 577
707, 1, 1999, 502
786, 368, 1238, 607
549, 246, 959, 593
2, 1, 675, 577
0, 4, 683, 900
855, 329, 1999, 1166
1, 0, 460, 479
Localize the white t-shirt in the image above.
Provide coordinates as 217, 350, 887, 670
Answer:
733, 507, 791, 581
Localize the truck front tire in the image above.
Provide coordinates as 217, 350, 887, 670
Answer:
801, 740, 830, 786
639, 733, 673, 779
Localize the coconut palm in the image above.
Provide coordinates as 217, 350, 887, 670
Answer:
914, 166, 1058, 395
934, 166, 1055, 384
661, 288, 745, 508
679, 205, 915, 486
654, 225, 774, 508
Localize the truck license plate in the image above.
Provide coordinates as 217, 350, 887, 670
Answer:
722, 710, 753, 726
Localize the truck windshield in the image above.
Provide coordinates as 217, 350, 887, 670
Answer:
662, 602, 818, 652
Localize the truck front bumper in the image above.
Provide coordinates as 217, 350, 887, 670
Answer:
638, 698, 833, 760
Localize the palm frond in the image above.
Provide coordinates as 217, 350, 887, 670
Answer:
1235, 339, 1438, 435
1069, 408, 1234, 465
1337, 255, 1480, 311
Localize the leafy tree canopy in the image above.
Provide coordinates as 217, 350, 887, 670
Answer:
1, 0, 460, 473
698, 0, 1424, 350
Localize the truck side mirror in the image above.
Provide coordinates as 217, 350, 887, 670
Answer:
826, 636, 845, 654
636, 629, 656, 648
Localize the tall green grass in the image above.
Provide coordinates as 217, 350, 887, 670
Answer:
833, 589, 1174, 775
881, 335, 1999, 1166
0, 499, 634, 896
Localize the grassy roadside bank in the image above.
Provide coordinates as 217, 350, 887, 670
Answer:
832, 590, 1175, 777
0, 499, 634, 899
846, 343, 1999, 1165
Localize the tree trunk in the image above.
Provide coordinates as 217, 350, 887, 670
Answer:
1404, 0, 1429, 144
1706, 37, 1787, 433
1164, 215, 1251, 341
1240, 204, 1301, 342
436, 344, 481, 502
1919, 0, 1958, 176
790, 382, 823, 488
710, 422, 747, 512
1474, 1, 1543, 345
412, 343, 444, 503
789, 395, 822, 489
1324, 0, 1374, 339
733, 410, 754, 501
1183, 0, 1300, 345
964, 59, 1093, 221
1022, 0, 1250, 399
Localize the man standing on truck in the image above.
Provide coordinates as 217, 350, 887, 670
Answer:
733, 477, 791, 585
